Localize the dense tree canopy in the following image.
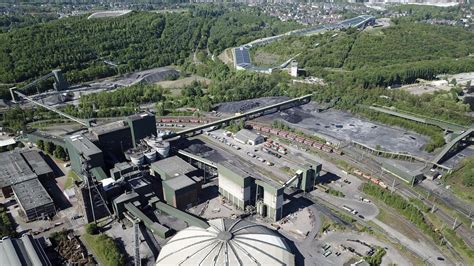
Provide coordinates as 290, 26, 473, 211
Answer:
0, 7, 299, 99
253, 22, 474, 88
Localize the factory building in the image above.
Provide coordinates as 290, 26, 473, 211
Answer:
65, 134, 105, 177
234, 129, 264, 145
110, 161, 142, 180
150, 156, 201, 208
0, 234, 51, 266
89, 121, 134, 156
126, 113, 157, 147
150, 156, 198, 180
156, 218, 295, 265
217, 162, 255, 210
0, 150, 56, 221
162, 175, 200, 209
382, 161, 423, 185
255, 180, 284, 221
12, 179, 55, 221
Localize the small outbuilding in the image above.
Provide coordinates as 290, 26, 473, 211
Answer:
234, 129, 264, 145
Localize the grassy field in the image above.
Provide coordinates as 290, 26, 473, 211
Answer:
83, 232, 125, 266
155, 75, 211, 96
64, 170, 81, 190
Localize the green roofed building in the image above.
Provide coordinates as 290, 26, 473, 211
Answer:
382, 161, 423, 185
150, 156, 197, 180
65, 134, 104, 177
162, 175, 200, 210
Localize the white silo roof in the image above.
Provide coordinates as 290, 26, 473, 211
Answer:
156, 218, 295, 266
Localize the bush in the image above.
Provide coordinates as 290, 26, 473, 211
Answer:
84, 233, 126, 266
85, 223, 98, 235
0, 204, 15, 238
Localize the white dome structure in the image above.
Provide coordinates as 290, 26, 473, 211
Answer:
156, 218, 295, 266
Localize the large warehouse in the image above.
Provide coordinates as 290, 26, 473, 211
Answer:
0, 150, 55, 221
156, 218, 295, 265
0, 234, 51, 266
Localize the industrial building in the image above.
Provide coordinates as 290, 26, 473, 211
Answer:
156, 218, 295, 265
217, 161, 321, 221
217, 162, 254, 210
150, 156, 201, 209
0, 150, 56, 221
127, 112, 157, 147
65, 134, 105, 178
382, 161, 424, 185
89, 120, 134, 156
150, 156, 198, 180
217, 161, 285, 220
12, 179, 55, 221
162, 175, 200, 209
0, 234, 51, 266
234, 129, 264, 145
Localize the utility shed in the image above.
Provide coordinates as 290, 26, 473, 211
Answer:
382, 161, 423, 185
12, 178, 55, 222
162, 175, 200, 209
150, 156, 197, 180
0, 234, 51, 266
234, 129, 264, 145
217, 162, 255, 210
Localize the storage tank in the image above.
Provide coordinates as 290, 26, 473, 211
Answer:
144, 137, 170, 158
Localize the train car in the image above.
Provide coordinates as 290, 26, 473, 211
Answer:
270, 128, 280, 135
252, 124, 262, 131
189, 119, 200, 123
379, 181, 388, 189
353, 169, 363, 176
261, 127, 271, 133
277, 131, 289, 138
304, 139, 314, 146
362, 173, 371, 180
312, 142, 323, 149
370, 178, 380, 185
295, 136, 305, 143
321, 145, 333, 153
287, 133, 297, 140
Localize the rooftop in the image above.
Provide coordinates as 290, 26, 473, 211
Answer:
67, 134, 102, 157
12, 178, 53, 211
151, 156, 197, 180
163, 175, 196, 191
234, 129, 263, 142
0, 151, 37, 188
20, 150, 53, 177
0, 234, 51, 266
90, 120, 129, 136
156, 218, 294, 265
218, 161, 251, 179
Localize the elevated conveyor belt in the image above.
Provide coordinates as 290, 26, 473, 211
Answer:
124, 202, 171, 238
432, 128, 474, 164
163, 94, 312, 139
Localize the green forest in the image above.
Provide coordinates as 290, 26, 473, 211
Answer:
252, 22, 474, 88
0, 6, 298, 98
